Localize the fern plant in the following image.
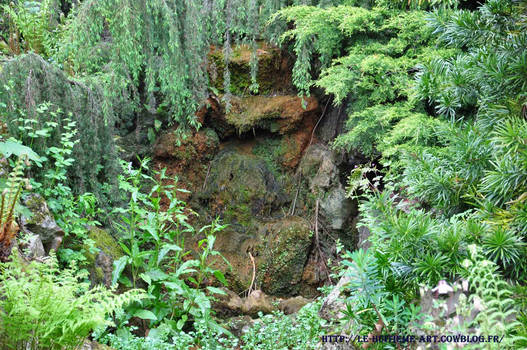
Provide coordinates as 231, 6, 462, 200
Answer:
0, 251, 145, 350
0, 156, 25, 261
459, 245, 527, 349
0, 138, 38, 261
1, 0, 58, 57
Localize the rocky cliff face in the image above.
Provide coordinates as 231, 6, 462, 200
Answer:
151, 42, 360, 299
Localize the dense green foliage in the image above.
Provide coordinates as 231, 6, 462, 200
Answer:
271, 2, 454, 173
0, 54, 120, 208
278, 0, 527, 346
1, 0, 527, 348
0, 252, 144, 349
108, 159, 231, 337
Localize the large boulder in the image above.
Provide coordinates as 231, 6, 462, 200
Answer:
200, 149, 286, 221
20, 193, 64, 254
198, 215, 312, 297
256, 216, 312, 296
298, 144, 356, 231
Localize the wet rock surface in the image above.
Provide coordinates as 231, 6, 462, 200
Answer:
151, 43, 360, 300
200, 149, 286, 219
208, 42, 292, 96
224, 95, 318, 135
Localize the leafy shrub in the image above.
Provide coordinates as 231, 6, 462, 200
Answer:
1, 0, 61, 56
108, 158, 231, 343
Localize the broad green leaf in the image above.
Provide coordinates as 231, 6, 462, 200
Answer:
206, 286, 227, 296
111, 256, 129, 286
145, 268, 168, 281
133, 309, 157, 320
0, 140, 40, 163
157, 244, 182, 265
213, 270, 228, 286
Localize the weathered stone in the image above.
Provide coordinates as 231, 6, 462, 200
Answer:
20, 233, 45, 259
299, 144, 340, 192
319, 272, 351, 321
241, 289, 276, 317
320, 185, 353, 230
224, 95, 319, 135
279, 296, 310, 315
20, 193, 64, 254
299, 144, 356, 230
212, 288, 245, 317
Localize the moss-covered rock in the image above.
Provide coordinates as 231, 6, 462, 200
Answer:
208, 42, 292, 96
224, 95, 318, 135
256, 216, 312, 296
83, 227, 123, 287
197, 216, 312, 298
20, 193, 64, 254
200, 149, 286, 220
